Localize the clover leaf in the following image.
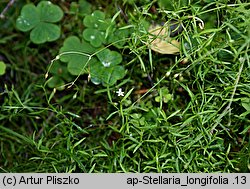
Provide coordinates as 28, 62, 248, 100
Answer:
47, 60, 72, 90
83, 10, 114, 47
83, 28, 105, 47
107, 27, 131, 48
155, 87, 172, 103
47, 76, 65, 90
97, 49, 122, 66
70, 0, 92, 16
0, 61, 6, 76
78, 0, 92, 16
90, 49, 125, 86
83, 10, 110, 30
16, 1, 63, 44
49, 60, 72, 81
59, 36, 96, 75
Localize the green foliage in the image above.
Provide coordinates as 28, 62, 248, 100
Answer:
0, 61, 6, 75
83, 28, 106, 47
155, 87, 172, 103
78, 0, 92, 16
241, 98, 250, 111
83, 10, 111, 30
56, 9, 128, 86
16, 1, 63, 44
107, 27, 131, 48
90, 49, 125, 86
158, 0, 189, 10
83, 10, 114, 47
47, 61, 72, 90
1, 0, 250, 173
240, 98, 250, 117
70, 0, 92, 16
59, 36, 126, 86
59, 36, 96, 75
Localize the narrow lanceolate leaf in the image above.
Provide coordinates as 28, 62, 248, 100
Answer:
121, 88, 134, 102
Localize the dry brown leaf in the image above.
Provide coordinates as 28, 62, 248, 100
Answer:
148, 24, 180, 54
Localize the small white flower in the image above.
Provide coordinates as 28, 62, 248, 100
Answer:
116, 88, 124, 96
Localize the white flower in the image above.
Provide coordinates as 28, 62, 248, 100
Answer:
116, 88, 124, 96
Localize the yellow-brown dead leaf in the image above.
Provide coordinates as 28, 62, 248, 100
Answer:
148, 24, 180, 54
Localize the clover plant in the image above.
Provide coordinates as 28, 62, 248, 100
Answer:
130, 113, 146, 127
70, 0, 92, 16
90, 49, 126, 86
55, 10, 128, 87
16, 1, 63, 44
106, 27, 131, 49
0, 61, 6, 76
47, 60, 72, 90
59, 37, 126, 86
155, 87, 172, 103
83, 10, 114, 47
59, 36, 96, 75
